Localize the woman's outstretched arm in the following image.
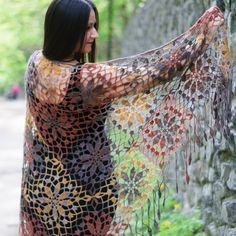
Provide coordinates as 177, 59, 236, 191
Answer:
78, 6, 224, 105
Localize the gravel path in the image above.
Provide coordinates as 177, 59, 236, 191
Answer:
0, 98, 25, 236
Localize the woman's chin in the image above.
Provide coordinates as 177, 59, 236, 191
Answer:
83, 46, 92, 54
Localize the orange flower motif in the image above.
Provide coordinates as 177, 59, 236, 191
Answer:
113, 94, 152, 129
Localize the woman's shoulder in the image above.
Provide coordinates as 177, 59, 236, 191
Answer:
27, 49, 82, 71
26, 49, 43, 68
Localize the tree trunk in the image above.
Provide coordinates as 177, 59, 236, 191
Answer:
107, 0, 113, 59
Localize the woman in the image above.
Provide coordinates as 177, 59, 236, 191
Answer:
20, 0, 231, 235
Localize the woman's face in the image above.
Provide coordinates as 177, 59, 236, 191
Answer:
82, 10, 99, 53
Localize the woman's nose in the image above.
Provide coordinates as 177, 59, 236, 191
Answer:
92, 28, 99, 38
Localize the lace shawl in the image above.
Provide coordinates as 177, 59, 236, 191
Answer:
20, 6, 232, 236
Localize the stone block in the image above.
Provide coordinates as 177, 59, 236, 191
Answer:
222, 198, 236, 226
212, 198, 222, 221
203, 184, 213, 206
209, 167, 217, 182
227, 170, 236, 190
213, 181, 226, 201
205, 142, 214, 163
226, 228, 236, 236
217, 225, 226, 236
189, 160, 209, 183
186, 183, 202, 207
221, 162, 233, 182
206, 222, 217, 236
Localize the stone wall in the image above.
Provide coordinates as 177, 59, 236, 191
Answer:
121, 0, 212, 57
121, 0, 236, 235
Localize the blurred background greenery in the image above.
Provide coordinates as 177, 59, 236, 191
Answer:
0, 0, 145, 94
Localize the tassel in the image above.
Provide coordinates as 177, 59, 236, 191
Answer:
128, 223, 133, 236
158, 185, 162, 199
153, 190, 156, 220
148, 228, 153, 236
185, 149, 190, 184
185, 159, 190, 184
148, 198, 153, 234
175, 156, 179, 193
163, 195, 166, 208
186, 171, 190, 184
188, 153, 192, 165
148, 198, 151, 229
157, 186, 161, 220
153, 190, 159, 231
135, 213, 138, 235
154, 220, 159, 231
141, 207, 144, 236
185, 163, 190, 184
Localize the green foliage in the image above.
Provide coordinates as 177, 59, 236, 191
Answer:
128, 195, 205, 236
0, 0, 48, 94
94, 0, 146, 60
157, 199, 205, 236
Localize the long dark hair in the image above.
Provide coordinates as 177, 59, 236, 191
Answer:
43, 0, 99, 63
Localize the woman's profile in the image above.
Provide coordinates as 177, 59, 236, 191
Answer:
19, 0, 232, 235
